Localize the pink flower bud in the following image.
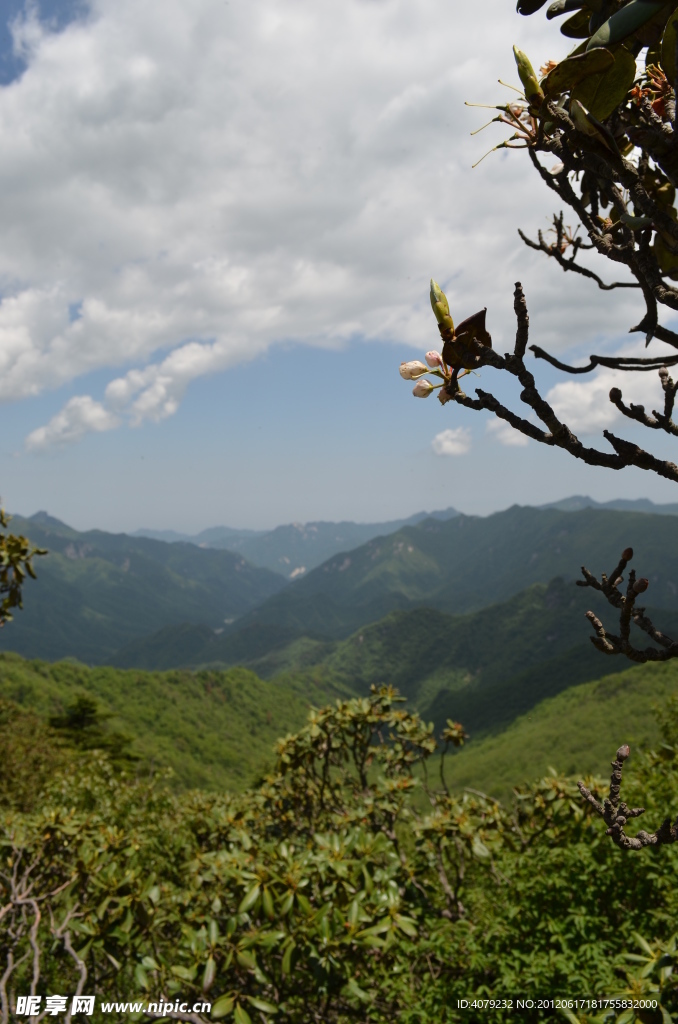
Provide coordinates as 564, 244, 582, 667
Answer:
412, 379, 434, 398
400, 360, 428, 380
425, 350, 445, 371
633, 578, 649, 594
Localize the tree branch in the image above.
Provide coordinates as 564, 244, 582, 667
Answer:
442, 284, 678, 482
578, 745, 678, 850
577, 546, 678, 662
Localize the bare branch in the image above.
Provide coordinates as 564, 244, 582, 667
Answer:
577, 547, 678, 663
518, 225, 640, 291
442, 284, 678, 482
578, 745, 678, 850
609, 366, 678, 436
530, 347, 678, 374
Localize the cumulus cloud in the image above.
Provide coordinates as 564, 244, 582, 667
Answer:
25, 396, 119, 451
432, 427, 471, 456
0, 0, 664, 449
486, 417, 529, 447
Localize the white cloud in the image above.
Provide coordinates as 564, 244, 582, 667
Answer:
432, 427, 471, 456
25, 396, 119, 451
486, 417, 529, 447
0, 0, 665, 449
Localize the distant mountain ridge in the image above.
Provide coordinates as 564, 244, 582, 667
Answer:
131, 497, 678, 578
5, 501, 678, 669
222, 505, 678, 643
131, 508, 460, 576
540, 495, 678, 515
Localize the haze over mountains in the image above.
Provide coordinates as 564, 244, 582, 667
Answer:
132, 507, 460, 577
130, 496, 678, 578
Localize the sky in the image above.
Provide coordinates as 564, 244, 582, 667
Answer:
1, 0, 678, 533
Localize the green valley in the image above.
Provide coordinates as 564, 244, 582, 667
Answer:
0, 652, 347, 791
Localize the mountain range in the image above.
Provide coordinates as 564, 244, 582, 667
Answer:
2, 497, 678, 796
1, 513, 285, 663
1, 499, 677, 743
132, 507, 460, 577
129, 496, 678, 578
217, 504, 678, 643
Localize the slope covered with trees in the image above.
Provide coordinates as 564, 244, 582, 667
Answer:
1, 687, 677, 1022
0, 514, 287, 663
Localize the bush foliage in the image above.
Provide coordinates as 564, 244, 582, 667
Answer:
2, 688, 677, 1023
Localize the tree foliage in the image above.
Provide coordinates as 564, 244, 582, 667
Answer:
2, 689, 678, 1022
0, 508, 44, 627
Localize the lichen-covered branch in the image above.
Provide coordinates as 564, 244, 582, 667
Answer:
578, 745, 678, 850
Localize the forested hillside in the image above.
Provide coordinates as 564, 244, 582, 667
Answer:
2, 681, 677, 1022
0, 513, 287, 663
227, 507, 678, 640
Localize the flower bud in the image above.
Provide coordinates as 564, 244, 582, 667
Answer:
621, 547, 633, 562
430, 280, 455, 333
616, 744, 630, 761
425, 350, 445, 371
633, 577, 649, 594
400, 360, 428, 380
513, 46, 544, 111
609, 387, 622, 403
412, 379, 435, 398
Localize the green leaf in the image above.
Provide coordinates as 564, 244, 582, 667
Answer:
142, 956, 159, 970
134, 964, 148, 990
236, 949, 257, 970
560, 9, 592, 38
472, 837, 490, 859
147, 885, 160, 904
211, 995, 235, 1020
246, 997, 278, 1013
542, 48, 614, 97
345, 977, 372, 1003
282, 939, 296, 976
234, 1006, 253, 1024
588, 0, 665, 50
571, 45, 636, 119
262, 887, 275, 921
394, 914, 418, 937
357, 917, 392, 938
203, 956, 217, 992
171, 964, 197, 982
238, 883, 261, 915
634, 932, 656, 956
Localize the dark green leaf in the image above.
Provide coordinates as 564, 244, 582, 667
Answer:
571, 45, 636, 118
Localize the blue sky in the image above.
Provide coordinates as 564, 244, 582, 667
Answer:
1, 0, 677, 533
